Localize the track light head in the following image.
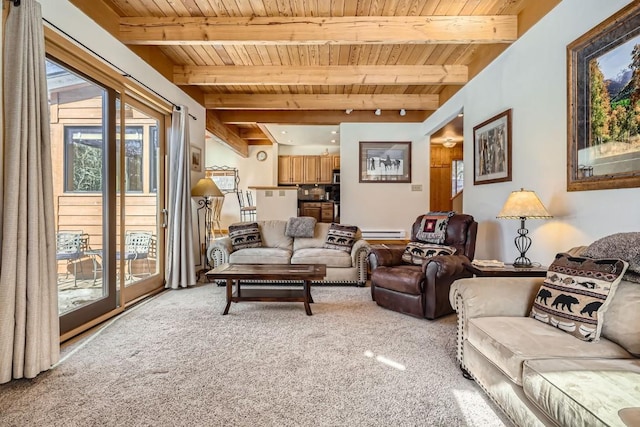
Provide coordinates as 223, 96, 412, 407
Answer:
345, 109, 353, 114
374, 109, 381, 116
399, 109, 406, 116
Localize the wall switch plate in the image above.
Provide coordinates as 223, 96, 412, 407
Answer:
411, 184, 423, 191
265, 190, 273, 197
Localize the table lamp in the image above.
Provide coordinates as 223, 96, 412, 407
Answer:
191, 178, 224, 270
497, 188, 552, 267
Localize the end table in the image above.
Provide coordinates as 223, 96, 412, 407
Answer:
464, 262, 547, 277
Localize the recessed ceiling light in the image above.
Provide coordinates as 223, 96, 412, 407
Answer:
288, 139, 293, 143
457, 113, 464, 117
281, 130, 287, 134
331, 139, 336, 143
331, 130, 337, 134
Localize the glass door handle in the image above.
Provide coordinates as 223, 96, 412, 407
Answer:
161, 208, 168, 228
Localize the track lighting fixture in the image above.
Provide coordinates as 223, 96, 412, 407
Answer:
345, 109, 353, 114
399, 109, 406, 116
374, 109, 381, 116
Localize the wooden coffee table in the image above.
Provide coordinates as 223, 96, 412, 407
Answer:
205, 263, 327, 316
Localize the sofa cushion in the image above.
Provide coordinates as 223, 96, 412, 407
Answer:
602, 279, 640, 357
530, 253, 628, 342
228, 222, 262, 250
401, 242, 456, 265
293, 222, 330, 251
291, 248, 352, 268
285, 216, 317, 238
228, 247, 292, 264
467, 317, 631, 386
258, 220, 293, 250
415, 211, 454, 244
324, 223, 358, 252
582, 232, 640, 284
522, 358, 640, 427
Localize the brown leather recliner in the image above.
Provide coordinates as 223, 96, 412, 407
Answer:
369, 214, 477, 320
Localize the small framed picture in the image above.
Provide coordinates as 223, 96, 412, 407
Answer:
359, 141, 411, 183
473, 109, 512, 185
191, 145, 202, 172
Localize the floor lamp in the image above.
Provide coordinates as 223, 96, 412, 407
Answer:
191, 178, 224, 277
497, 188, 552, 267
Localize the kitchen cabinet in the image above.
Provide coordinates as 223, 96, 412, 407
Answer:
332, 155, 340, 170
300, 202, 334, 223
279, 155, 333, 184
278, 155, 304, 184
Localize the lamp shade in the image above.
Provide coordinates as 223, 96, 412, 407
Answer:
497, 188, 552, 219
191, 178, 224, 197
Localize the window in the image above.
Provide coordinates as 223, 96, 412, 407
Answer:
452, 160, 464, 196
64, 125, 144, 193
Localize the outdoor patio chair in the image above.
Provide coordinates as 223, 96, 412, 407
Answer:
117, 231, 153, 280
56, 231, 89, 287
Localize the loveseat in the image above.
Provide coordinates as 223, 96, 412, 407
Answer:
449, 239, 640, 427
207, 220, 370, 286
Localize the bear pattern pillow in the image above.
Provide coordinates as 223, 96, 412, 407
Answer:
530, 253, 628, 342
324, 223, 358, 252
401, 242, 456, 265
228, 222, 262, 251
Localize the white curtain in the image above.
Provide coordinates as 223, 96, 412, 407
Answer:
165, 106, 196, 289
0, 0, 59, 384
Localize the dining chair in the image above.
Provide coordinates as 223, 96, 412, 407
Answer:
237, 190, 256, 222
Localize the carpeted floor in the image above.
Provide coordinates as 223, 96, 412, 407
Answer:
0, 284, 510, 427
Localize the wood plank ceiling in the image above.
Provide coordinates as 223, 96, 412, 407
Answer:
71, 0, 560, 157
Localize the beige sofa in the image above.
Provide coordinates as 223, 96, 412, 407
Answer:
449, 260, 640, 426
206, 220, 370, 286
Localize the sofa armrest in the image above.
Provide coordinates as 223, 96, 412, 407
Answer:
421, 255, 472, 319
206, 237, 232, 269
351, 239, 371, 286
368, 244, 405, 269
449, 276, 544, 367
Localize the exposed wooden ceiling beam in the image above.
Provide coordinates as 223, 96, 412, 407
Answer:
205, 94, 439, 110
120, 16, 517, 45
174, 65, 468, 86
239, 128, 269, 140
217, 109, 431, 125
205, 111, 249, 157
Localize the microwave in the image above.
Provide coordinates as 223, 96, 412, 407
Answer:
332, 170, 340, 184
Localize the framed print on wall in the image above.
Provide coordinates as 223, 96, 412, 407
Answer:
190, 145, 202, 172
473, 109, 512, 185
567, 2, 640, 191
359, 141, 411, 183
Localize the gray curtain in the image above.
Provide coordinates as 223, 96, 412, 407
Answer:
0, 0, 59, 384
165, 106, 196, 289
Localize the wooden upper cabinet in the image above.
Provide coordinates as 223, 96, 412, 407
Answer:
279, 155, 333, 184
303, 156, 319, 183
278, 155, 304, 184
319, 156, 333, 183
332, 155, 340, 170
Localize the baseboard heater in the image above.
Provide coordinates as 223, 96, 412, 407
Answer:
361, 230, 406, 240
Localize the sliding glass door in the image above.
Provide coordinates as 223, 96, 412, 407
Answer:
48, 55, 168, 336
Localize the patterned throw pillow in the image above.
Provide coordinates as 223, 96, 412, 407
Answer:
415, 211, 455, 244
228, 222, 262, 251
323, 223, 358, 252
530, 253, 628, 342
401, 242, 456, 265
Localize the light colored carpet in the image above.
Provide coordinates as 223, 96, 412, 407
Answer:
0, 284, 510, 427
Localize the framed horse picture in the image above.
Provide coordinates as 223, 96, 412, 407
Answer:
359, 141, 411, 183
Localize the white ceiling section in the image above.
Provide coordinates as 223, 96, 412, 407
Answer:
264, 124, 340, 146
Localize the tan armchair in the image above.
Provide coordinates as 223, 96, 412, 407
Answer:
369, 214, 478, 319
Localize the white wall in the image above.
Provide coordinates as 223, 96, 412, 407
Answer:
340, 122, 427, 237
422, 0, 640, 266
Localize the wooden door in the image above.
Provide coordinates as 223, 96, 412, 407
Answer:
430, 145, 463, 211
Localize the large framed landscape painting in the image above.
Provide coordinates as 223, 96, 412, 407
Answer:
567, 3, 640, 191
359, 141, 411, 183
473, 109, 512, 185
